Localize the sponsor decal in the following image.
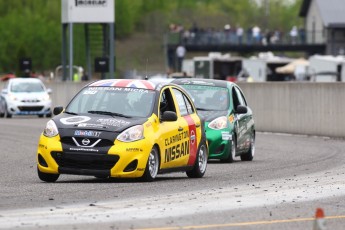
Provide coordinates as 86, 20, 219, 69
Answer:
74, 130, 101, 137
164, 130, 189, 146
164, 140, 190, 163
229, 114, 234, 123
96, 118, 130, 127
221, 132, 232, 141
75, 0, 107, 7
164, 130, 190, 163
184, 115, 198, 166
145, 122, 152, 128
83, 90, 98, 95
126, 148, 142, 152
246, 119, 254, 130
77, 123, 106, 128
69, 147, 99, 152
60, 116, 91, 125
38, 144, 46, 149
190, 130, 195, 145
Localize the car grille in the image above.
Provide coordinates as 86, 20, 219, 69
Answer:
18, 106, 44, 111
21, 99, 40, 103
60, 137, 114, 148
51, 151, 119, 171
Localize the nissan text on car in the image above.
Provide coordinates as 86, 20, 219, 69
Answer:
172, 78, 255, 163
37, 79, 208, 182
0, 78, 52, 118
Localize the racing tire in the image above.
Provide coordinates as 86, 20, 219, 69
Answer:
141, 146, 159, 182
4, 105, 12, 118
241, 134, 255, 161
221, 137, 236, 163
186, 140, 208, 178
37, 166, 59, 182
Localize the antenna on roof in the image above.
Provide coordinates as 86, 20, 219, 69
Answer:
145, 58, 149, 80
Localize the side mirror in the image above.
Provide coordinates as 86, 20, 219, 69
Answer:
1, 89, 8, 94
53, 106, 64, 115
161, 111, 178, 122
47, 88, 52, 94
235, 105, 247, 114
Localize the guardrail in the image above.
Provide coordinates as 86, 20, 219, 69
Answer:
1, 81, 344, 138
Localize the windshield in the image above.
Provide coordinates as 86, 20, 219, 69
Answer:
181, 85, 229, 111
11, 81, 45, 93
66, 86, 156, 118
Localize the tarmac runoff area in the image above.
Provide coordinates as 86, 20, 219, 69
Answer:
0, 165, 344, 229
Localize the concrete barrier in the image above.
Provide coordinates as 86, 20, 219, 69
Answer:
238, 82, 345, 138
1, 81, 345, 138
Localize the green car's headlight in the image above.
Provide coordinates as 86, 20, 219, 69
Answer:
43, 120, 59, 137
208, 116, 228, 130
117, 125, 144, 142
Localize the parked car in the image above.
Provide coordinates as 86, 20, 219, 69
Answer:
0, 78, 52, 118
37, 79, 208, 182
172, 78, 255, 162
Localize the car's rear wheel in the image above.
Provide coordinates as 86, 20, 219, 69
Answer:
37, 166, 59, 182
141, 146, 159, 182
186, 140, 208, 178
241, 134, 255, 161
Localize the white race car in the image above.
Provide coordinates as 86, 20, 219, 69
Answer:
0, 78, 52, 118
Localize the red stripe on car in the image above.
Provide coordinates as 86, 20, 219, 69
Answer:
184, 115, 197, 166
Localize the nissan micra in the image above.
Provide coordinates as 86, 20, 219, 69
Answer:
37, 79, 208, 182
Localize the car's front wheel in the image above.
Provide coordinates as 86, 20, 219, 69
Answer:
37, 166, 59, 182
241, 134, 255, 161
4, 104, 12, 118
221, 137, 236, 163
141, 146, 159, 182
186, 140, 208, 178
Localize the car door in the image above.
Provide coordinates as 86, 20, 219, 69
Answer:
158, 87, 191, 169
232, 86, 250, 152
171, 87, 201, 167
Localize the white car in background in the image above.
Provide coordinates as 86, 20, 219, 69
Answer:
0, 78, 52, 118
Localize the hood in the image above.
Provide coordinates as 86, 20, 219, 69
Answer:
197, 110, 229, 122
53, 113, 148, 133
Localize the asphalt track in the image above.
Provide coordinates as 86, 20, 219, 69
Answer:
0, 117, 345, 229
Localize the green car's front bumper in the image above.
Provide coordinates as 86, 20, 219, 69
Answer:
205, 127, 233, 160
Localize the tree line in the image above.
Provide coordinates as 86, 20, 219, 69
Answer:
0, 0, 302, 75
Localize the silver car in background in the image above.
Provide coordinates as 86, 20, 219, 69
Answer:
0, 78, 52, 118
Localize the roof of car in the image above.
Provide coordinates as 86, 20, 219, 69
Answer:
171, 78, 234, 88
88, 78, 180, 91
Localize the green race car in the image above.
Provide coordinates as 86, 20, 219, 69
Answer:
172, 78, 255, 162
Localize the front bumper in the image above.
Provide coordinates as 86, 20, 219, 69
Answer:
206, 128, 233, 160
37, 134, 152, 178
7, 100, 51, 115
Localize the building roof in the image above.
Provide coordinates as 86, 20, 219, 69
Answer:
300, 0, 345, 28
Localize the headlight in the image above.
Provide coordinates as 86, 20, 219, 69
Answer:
42, 94, 50, 101
43, 120, 59, 137
8, 93, 17, 101
208, 116, 228, 130
117, 125, 144, 142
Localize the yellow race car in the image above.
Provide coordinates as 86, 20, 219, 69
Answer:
37, 79, 208, 182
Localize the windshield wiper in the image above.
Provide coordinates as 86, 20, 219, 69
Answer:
65, 111, 78, 115
88, 110, 131, 118
196, 107, 212, 111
